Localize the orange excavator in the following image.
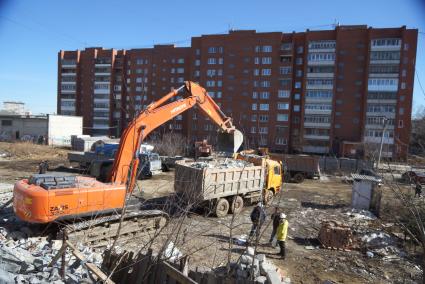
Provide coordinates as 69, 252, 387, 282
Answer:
13, 81, 243, 243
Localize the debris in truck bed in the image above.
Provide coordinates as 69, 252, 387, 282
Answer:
189, 158, 252, 169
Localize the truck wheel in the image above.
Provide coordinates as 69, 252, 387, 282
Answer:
293, 173, 305, 183
265, 189, 274, 205
230, 196, 244, 214
215, 198, 229, 218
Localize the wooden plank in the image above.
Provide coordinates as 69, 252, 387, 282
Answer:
162, 261, 198, 284
65, 241, 115, 284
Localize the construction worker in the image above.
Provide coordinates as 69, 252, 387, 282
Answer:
415, 181, 422, 197
269, 207, 281, 246
276, 213, 288, 259
250, 202, 266, 239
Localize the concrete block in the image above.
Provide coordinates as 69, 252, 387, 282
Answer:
256, 254, 266, 262
246, 246, 255, 256
241, 254, 253, 265
266, 268, 282, 284
255, 276, 267, 284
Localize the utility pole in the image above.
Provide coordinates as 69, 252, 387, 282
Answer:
377, 117, 389, 170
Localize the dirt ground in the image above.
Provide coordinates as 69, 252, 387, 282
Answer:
0, 142, 422, 283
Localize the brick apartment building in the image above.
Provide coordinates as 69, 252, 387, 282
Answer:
57, 25, 418, 160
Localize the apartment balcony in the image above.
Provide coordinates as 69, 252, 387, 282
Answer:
94, 89, 110, 95
61, 72, 76, 77
305, 109, 332, 115
60, 89, 76, 94
367, 85, 398, 92
308, 47, 336, 53
302, 145, 329, 154
366, 112, 395, 119
304, 122, 331, 128
94, 72, 111, 76
306, 72, 334, 78
93, 124, 110, 129
306, 84, 333, 90
367, 99, 397, 104
61, 63, 77, 69
60, 105, 75, 111
370, 59, 400, 65
370, 45, 401, 52
365, 124, 395, 129
61, 81, 76, 85
307, 60, 335, 66
95, 63, 112, 67
364, 136, 394, 144
303, 134, 330, 140
305, 97, 333, 103
93, 116, 110, 120
368, 73, 399, 78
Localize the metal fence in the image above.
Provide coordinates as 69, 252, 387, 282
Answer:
319, 157, 374, 175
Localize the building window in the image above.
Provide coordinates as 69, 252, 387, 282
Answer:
280, 67, 292, 75
259, 127, 268, 134
296, 70, 303, 77
194, 70, 200, 77
293, 105, 300, 112
217, 91, 222, 98
262, 69, 272, 76
259, 104, 269, 111
252, 92, 258, 99
177, 68, 184, 74
177, 58, 184, 64
260, 92, 270, 99
1, 120, 12, 126
401, 82, 406, 89
277, 103, 289, 110
251, 115, 257, 122
296, 58, 303, 65
306, 90, 333, 99
277, 114, 288, 122
195, 59, 200, 66
253, 69, 260, 76
399, 107, 404, 115
294, 93, 300, 100
278, 90, 290, 98
262, 46, 272, 52
208, 47, 217, 53
206, 80, 215, 87
218, 58, 224, 64
295, 82, 301, 89
252, 104, 257, 110
207, 58, 216, 65
259, 115, 269, 122
398, 120, 403, 128
262, 57, 272, 64
251, 127, 256, 134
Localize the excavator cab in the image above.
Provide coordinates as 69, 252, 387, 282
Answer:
216, 129, 243, 155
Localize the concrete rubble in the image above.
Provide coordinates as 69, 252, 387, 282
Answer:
234, 247, 290, 283
189, 158, 252, 169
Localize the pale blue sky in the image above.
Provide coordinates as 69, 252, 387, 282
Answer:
0, 0, 424, 115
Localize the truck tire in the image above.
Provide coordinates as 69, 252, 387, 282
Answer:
293, 173, 305, 183
230, 196, 243, 214
215, 198, 230, 218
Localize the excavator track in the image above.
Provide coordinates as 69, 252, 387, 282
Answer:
64, 209, 169, 248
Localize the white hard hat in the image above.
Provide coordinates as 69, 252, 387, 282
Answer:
279, 213, 286, 219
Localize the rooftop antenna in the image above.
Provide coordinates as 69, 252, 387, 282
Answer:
332, 19, 340, 28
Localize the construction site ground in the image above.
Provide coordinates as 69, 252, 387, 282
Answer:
0, 142, 422, 283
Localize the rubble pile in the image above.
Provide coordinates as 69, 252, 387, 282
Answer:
318, 221, 355, 250
190, 158, 252, 169
0, 230, 102, 284
234, 247, 290, 284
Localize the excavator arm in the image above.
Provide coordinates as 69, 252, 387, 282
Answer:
110, 81, 243, 192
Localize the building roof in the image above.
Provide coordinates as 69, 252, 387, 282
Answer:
0, 110, 47, 119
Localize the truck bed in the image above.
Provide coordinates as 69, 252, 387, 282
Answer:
174, 160, 265, 203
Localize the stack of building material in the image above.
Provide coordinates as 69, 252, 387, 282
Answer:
318, 221, 355, 250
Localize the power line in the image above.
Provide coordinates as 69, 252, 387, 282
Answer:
416, 69, 425, 100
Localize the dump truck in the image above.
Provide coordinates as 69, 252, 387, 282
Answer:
271, 153, 320, 183
174, 154, 282, 217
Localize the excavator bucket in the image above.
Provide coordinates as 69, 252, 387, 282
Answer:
217, 129, 243, 154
